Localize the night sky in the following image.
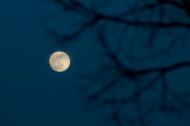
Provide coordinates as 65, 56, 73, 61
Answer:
0, 0, 190, 126
0, 1, 98, 126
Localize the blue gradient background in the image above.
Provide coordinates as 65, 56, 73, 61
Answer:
0, 0, 190, 126
0, 1, 96, 126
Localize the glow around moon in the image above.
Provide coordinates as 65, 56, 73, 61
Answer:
49, 51, 70, 72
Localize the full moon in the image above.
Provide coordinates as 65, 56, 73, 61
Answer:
49, 51, 70, 72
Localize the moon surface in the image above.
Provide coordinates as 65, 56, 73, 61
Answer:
49, 51, 70, 72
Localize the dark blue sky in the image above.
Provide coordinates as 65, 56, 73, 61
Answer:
0, 1, 105, 126
0, 0, 190, 126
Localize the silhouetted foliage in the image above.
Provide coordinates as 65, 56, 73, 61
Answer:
44, 0, 190, 126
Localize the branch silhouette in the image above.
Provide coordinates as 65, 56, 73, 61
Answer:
44, 0, 190, 125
